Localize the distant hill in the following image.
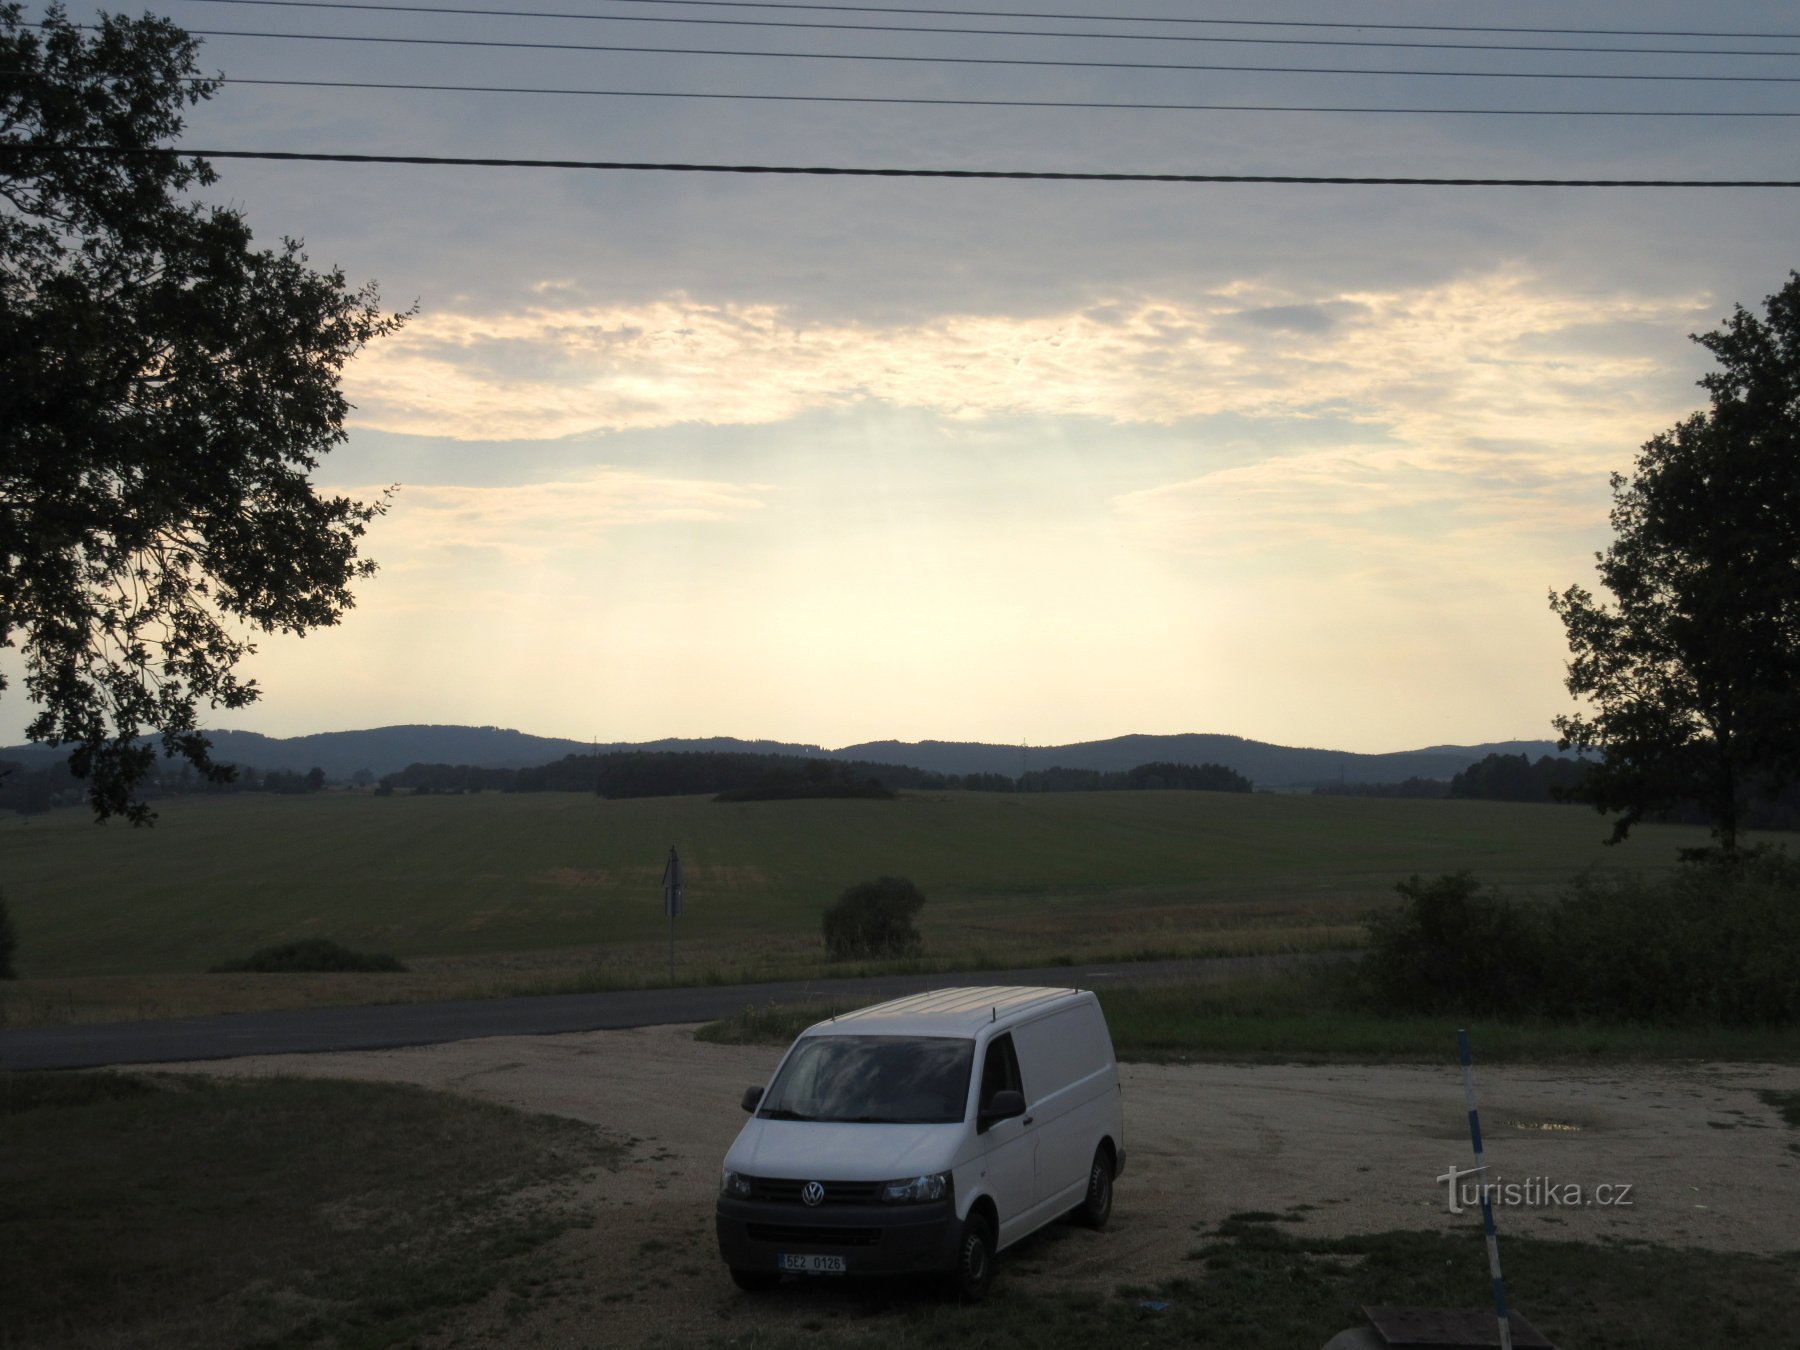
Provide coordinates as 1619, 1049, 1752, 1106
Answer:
2, 725, 1563, 788
834, 734, 1566, 789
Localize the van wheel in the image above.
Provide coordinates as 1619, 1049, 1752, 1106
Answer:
729, 1267, 779, 1292
949, 1213, 996, 1302
1074, 1148, 1114, 1229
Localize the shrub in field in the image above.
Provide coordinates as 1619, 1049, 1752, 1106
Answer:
1359, 872, 1545, 1016
210, 938, 406, 974
1359, 853, 1800, 1025
1541, 853, 1800, 1025
0, 892, 17, 979
822, 876, 925, 959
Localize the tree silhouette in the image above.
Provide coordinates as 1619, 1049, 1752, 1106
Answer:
1551, 273, 1800, 855
1, 6, 405, 821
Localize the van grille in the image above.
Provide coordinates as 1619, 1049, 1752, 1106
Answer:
747, 1177, 882, 1204
746, 1223, 882, 1247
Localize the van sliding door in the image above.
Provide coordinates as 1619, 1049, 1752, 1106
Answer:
1010, 1008, 1109, 1213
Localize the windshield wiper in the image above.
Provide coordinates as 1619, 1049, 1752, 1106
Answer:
757, 1107, 817, 1121
841, 1115, 905, 1124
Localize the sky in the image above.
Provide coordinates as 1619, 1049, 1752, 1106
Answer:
14, 1, 1800, 753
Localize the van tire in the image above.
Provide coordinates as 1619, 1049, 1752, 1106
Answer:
950, 1213, 996, 1302
729, 1267, 779, 1292
1074, 1148, 1114, 1229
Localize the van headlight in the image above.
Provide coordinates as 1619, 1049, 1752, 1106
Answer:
720, 1170, 753, 1199
880, 1172, 949, 1204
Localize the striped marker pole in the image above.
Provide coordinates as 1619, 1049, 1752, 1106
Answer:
1458, 1028, 1513, 1350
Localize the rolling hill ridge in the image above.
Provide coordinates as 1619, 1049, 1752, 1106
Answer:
4, 725, 1565, 790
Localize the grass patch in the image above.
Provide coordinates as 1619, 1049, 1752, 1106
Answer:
0, 1071, 621, 1349
1762, 1089, 1800, 1128
694, 999, 860, 1046
679, 1219, 1800, 1349
1096, 977, 1800, 1063
693, 974, 1800, 1063
209, 937, 406, 973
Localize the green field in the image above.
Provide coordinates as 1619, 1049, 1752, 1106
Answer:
1, 788, 1730, 997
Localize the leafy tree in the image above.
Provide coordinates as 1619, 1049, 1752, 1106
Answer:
1359, 873, 1544, 1017
1447, 752, 1589, 804
1, 5, 405, 823
1123, 760, 1252, 792
1551, 274, 1800, 855
821, 876, 926, 959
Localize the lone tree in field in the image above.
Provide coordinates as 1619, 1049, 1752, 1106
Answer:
1, 5, 405, 822
822, 877, 926, 959
1551, 272, 1800, 856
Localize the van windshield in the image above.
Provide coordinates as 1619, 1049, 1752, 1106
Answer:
758, 1035, 974, 1125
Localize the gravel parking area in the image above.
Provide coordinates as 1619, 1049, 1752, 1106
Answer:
163, 1026, 1800, 1346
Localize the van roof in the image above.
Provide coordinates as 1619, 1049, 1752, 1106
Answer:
803, 986, 1086, 1038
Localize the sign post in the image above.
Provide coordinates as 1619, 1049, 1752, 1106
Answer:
662, 845, 683, 983
1458, 1028, 1513, 1350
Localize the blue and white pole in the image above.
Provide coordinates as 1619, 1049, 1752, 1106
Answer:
1457, 1028, 1513, 1350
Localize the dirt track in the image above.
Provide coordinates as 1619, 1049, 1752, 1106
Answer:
165, 1026, 1800, 1346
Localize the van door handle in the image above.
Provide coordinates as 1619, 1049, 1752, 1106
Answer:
1022, 1115, 1034, 1126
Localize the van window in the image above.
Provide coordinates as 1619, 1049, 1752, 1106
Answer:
758, 1035, 974, 1124
977, 1033, 1023, 1122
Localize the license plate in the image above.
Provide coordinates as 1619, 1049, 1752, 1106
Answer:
780, 1253, 847, 1274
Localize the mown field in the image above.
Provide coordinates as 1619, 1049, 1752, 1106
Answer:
0, 787, 1733, 1024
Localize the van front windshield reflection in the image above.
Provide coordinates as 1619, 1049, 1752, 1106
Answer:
758, 1036, 974, 1125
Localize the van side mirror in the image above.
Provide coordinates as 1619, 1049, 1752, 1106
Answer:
741, 1086, 765, 1113
979, 1089, 1025, 1132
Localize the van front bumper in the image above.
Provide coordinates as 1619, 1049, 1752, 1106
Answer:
715, 1196, 960, 1277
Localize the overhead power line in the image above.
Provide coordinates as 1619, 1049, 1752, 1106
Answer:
180, 0, 1800, 43
168, 0, 1800, 58
24, 146, 1800, 186
92, 27, 1800, 83
217, 75, 1800, 117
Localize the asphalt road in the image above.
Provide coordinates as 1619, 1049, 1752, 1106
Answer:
0, 954, 1316, 1071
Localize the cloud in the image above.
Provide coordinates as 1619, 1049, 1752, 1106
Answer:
1112, 442, 1605, 568
1227, 301, 1370, 335
344, 273, 1706, 461
359, 468, 770, 560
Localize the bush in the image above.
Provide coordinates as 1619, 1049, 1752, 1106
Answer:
821, 876, 925, 960
0, 892, 17, 979
210, 938, 407, 974
1541, 854, 1800, 1025
1357, 854, 1800, 1026
1358, 872, 1545, 1017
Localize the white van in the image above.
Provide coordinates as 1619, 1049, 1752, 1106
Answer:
714, 985, 1125, 1299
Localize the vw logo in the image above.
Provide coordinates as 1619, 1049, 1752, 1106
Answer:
801, 1181, 826, 1207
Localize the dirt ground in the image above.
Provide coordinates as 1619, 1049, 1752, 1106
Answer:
162, 1028, 1800, 1347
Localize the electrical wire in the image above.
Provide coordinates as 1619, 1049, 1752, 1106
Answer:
172, 0, 1800, 44
81, 26, 1800, 83
22, 146, 1800, 186
214, 75, 1800, 117
165, 1, 1800, 59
